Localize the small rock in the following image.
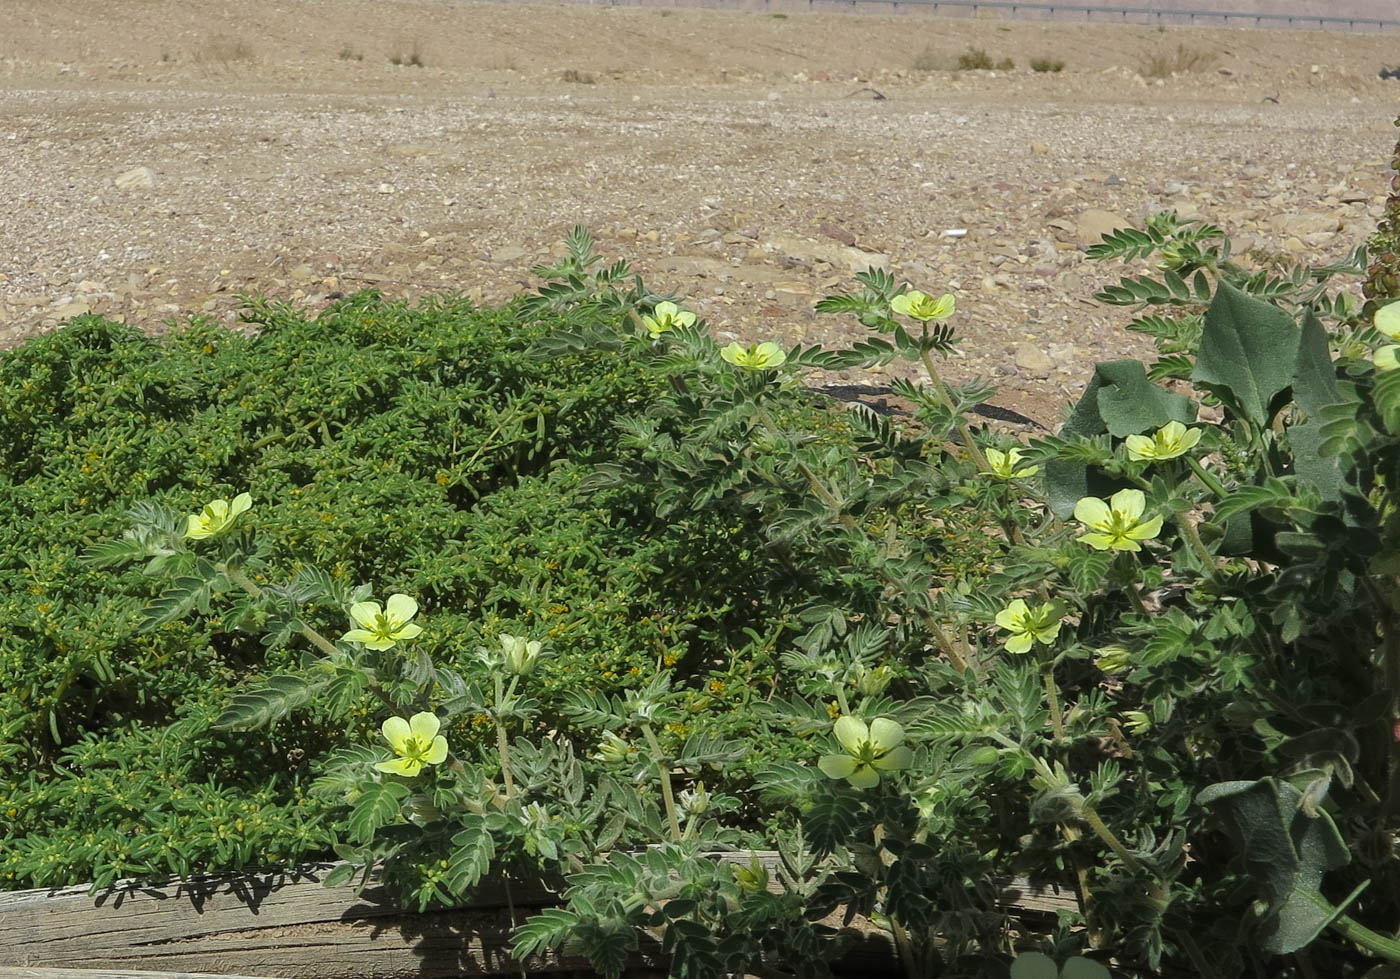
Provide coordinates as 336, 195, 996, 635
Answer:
1014, 343, 1054, 377
491, 245, 529, 263
1030, 140, 1049, 155
113, 166, 157, 189
376, 183, 396, 194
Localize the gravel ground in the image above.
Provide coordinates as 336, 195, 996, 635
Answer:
3, 0, 1399, 424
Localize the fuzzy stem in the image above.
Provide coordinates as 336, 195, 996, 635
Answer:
1041, 660, 1066, 741
917, 345, 988, 472
493, 674, 516, 801
641, 722, 683, 843
1186, 455, 1228, 498
834, 684, 851, 717
1177, 511, 1222, 585
1329, 910, 1400, 962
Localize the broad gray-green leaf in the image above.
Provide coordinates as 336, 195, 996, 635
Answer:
1197, 776, 1350, 955
1061, 958, 1113, 979
1192, 281, 1300, 426
1009, 951, 1059, 979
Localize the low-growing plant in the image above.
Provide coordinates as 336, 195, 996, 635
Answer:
13, 151, 1400, 977
338, 45, 364, 62
193, 34, 256, 69
1140, 42, 1213, 78
389, 42, 424, 68
1031, 57, 1065, 73
956, 46, 995, 71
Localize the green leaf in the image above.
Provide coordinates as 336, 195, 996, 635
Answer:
805, 792, 864, 853
1192, 281, 1300, 426
1211, 478, 1297, 523
347, 781, 410, 845
1374, 369, 1400, 436
1198, 777, 1351, 955
1061, 958, 1113, 979
140, 575, 214, 630
513, 908, 581, 960
212, 674, 321, 730
444, 814, 496, 897
1009, 952, 1060, 979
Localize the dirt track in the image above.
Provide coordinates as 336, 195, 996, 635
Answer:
3, 0, 1399, 423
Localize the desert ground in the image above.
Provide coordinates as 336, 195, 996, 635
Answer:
2, 0, 1399, 424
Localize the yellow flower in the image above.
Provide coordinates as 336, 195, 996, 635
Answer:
890, 290, 955, 322
342, 594, 424, 651
374, 712, 448, 777
994, 599, 1062, 654
1375, 345, 1400, 372
983, 447, 1039, 480
720, 341, 787, 370
1375, 301, 1400, 340
640, 300, 696, 338
184, 492, 252, 540
1124, 421, 1202, 462
1074, 488, 1163, 552
1095, 645, 1134, 673
1121, 710, 1152, 736
817, 716, 913, 789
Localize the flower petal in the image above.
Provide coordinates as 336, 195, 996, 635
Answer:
846, 765, 881, 789
1109, 488, 1146, 521
348, 601, 382, 629
1376, 302, 1400, 339
833, 715, 869, 753
385, 594, 418, 624
408, 711, 441, 740
1123, 434, 1154, 460
376, 757, 421, 777
873, 745, 913, 771
1073, 496, 1110, 527
1004, 632, 1034, 654
995, 599, 1028, 631
382, 715, 411, 750
1127, 514, 1163, 541
340, 628, 377, 645
424, 735, 449, 765
229, 492, 253, 517
654, 301, 678, 319
1077, 531, 1117, 551
395, 623, 424, 641
818, 754, 858, 780
868, 717, 905, 752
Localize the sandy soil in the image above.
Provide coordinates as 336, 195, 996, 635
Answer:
3, 0, 1399, 424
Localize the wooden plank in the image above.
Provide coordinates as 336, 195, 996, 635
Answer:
0, 969, 279, 979
0, 856, 1075, 977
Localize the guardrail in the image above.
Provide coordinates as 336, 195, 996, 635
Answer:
837, 0, 1399, 31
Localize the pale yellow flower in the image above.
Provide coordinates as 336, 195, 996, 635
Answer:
1375, 345, 1400, 372
994, 599, 1062, 654
375, 712, 448, 777
1074, 488, 1163, 552
890, 290, 955, 322
640, 300, 696, 338
184, 492, 252, 540
342, 594, 424, 651
983, 447, 1039, 480
1124, 421, 1202, 462
817, 716, 913, 789
720, 341, 787, 371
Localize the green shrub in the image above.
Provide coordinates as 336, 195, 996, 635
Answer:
956, 46, 994, 70
1030, 57, 1065, 73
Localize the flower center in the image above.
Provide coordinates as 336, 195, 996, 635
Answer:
399, 735, 434, 761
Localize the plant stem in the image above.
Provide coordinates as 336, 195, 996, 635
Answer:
834, 684, 851, 717
1177, 510, 1222, 585
1329, 910, 1400, 962
1079, 801, 1145, 875
227, 567, 343, 658
1041, 660, 1066, 741
917, 346, 988, 472
641, 722, 683, 843
1186, 455, 1228, 498
494, 675, 516, 801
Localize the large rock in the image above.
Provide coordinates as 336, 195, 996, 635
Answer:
113, 166, 157, 190
1074, 209, 1132, 246
1272, 211, 1343, 237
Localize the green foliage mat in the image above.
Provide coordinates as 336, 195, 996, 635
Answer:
0, 293, 832, 889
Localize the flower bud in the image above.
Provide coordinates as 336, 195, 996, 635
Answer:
499, 633, 543, 676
